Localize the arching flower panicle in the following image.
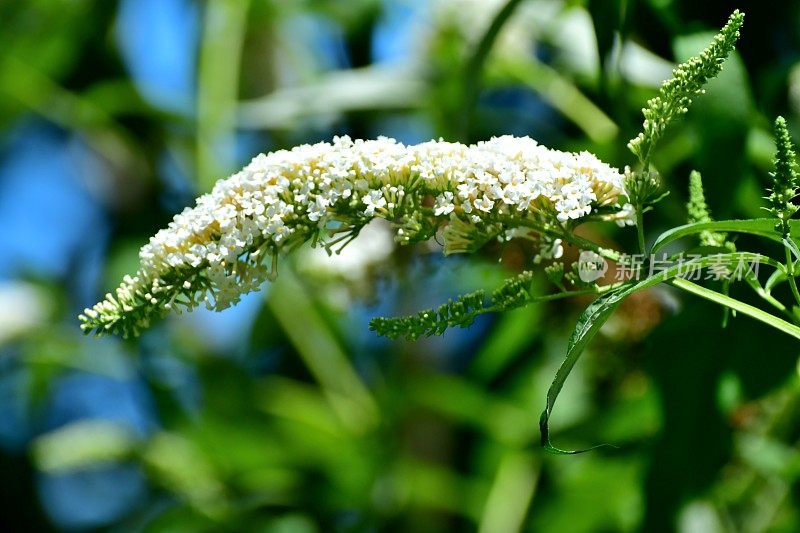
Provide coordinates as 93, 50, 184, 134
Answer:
80, 135, 631, 337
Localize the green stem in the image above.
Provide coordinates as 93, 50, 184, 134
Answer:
743, 267, 798, 323
785, 246, 800, 310
636, 208, 646, 255
512, 218, 627, 264
485, 283, 623, 314
759, 290, 796, 323
561, 231, 626, 263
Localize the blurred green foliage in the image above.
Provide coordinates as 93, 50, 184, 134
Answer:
3, 0, 800, 531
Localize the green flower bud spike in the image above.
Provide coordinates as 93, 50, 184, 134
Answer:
767, 116, 799, 236
628, 10, 744, 167
687, 170, 730, 249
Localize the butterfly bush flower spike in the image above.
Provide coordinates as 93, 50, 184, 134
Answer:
80, 136, 633, 337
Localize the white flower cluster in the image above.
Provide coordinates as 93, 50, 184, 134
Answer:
80, 135, 632, 337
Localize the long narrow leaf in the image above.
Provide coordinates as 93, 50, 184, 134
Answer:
670, 277, 800, 339
540, 288, 630, 454
460, 0, 526, 140
540, 252, 777, 454
651, 219, 800, 254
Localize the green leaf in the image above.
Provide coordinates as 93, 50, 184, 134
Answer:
784, 237, 800, 261
651, 219, 800, 254
539, 287, 630, 454
237, 65, 424, 130
268, 268, 379, 432
765, 268, 788, 293
197, 0, 252, 191
587, 0, 628, 88
490, 57, 618, 143
670, 277, 800, 340
459, 0, 526, 140
540, 251, 787, 454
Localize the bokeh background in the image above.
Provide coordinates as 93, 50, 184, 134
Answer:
3, 0, 800, 531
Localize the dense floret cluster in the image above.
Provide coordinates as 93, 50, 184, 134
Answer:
80, 135, 632, 337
